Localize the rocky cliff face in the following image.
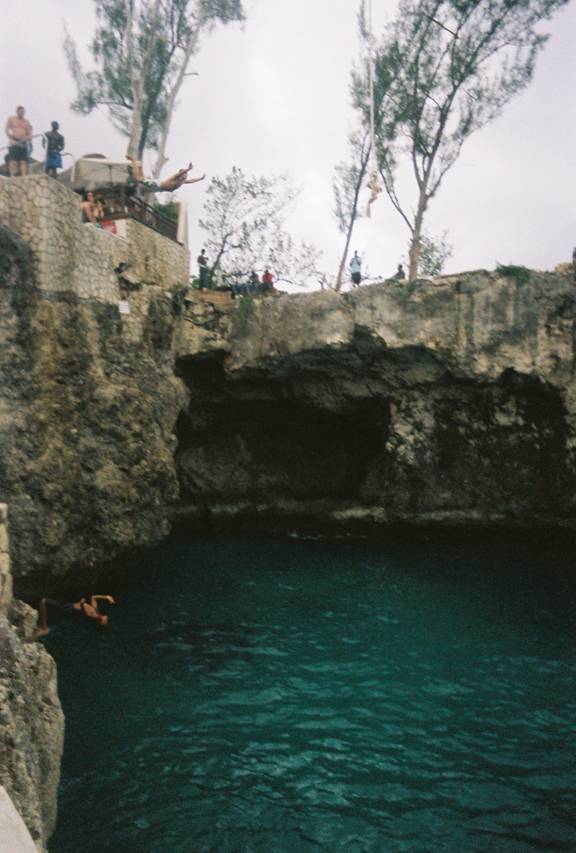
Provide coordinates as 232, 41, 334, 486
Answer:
0, 223, 186, 594
175, 271, 576, 528
2, 204, 575, 590
0, 504, 64, 850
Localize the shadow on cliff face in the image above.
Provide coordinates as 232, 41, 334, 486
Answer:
174, 355, 391, 503
173, 352, 575, 528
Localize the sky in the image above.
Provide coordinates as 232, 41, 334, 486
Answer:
1, 0, 575, 285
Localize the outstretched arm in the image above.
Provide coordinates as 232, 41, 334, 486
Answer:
184, 174, 206, 185
90, 595, 115, 605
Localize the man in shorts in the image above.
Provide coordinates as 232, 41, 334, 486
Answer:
5, 106, 33, 177
43, 121, 65, 177
350, 250, 362, 287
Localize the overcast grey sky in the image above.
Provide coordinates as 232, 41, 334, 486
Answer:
1, 0, 575, 283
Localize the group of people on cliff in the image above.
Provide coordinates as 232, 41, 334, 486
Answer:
6, 105, 408, 289
5, 105, 207, 229
197, 249, 276, 296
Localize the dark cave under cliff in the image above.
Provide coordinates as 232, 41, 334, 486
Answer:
173, 346, 575, 528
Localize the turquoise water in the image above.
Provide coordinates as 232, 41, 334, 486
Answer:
47, 532, 576, 852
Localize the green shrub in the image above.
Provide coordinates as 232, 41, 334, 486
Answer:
153, 200, 179, 223
233, 295, 255, 336
496, 264, 530, 286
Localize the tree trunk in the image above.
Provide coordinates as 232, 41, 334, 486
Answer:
152, 30, 199, 180
335, 219, 356, 293
408, 194, 427, 279
334, 148, 370, 292
126, 0, 162, 161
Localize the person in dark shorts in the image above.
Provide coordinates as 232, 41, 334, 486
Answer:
197, 248, 208, 289
5, 105, 33, 177
350, 250, 362, 287
43, 121, 65, 177
36, 594, 115, 636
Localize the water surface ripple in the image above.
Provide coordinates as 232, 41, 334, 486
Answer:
48, 533, 576, 852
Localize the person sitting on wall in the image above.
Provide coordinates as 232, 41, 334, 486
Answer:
5, 105, 33, 177
81, 190, 105, 225
36, 595, 115, 636
392, 264, 406, 280
43, 121, 65, 178
127, 157, 205, 193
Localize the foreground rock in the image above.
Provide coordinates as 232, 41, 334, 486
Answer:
0, 505, 64, 850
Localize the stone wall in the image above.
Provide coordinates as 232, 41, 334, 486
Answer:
0, 175, 189, 301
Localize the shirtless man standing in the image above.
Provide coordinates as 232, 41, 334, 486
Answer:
5, 106, 33, 177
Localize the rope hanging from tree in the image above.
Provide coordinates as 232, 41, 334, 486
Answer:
366, 0, 382, 217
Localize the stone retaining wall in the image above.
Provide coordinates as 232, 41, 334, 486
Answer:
0, 175, 189, 301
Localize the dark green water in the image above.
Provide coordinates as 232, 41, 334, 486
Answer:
47, 532, 576, 852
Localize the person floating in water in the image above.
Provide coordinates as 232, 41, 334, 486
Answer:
127, 157, 205, 193
36, 594, 115, 636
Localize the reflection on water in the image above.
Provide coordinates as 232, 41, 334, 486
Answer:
48, 532, 576, 852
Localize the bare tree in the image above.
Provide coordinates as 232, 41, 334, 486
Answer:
198, 167, 322, 287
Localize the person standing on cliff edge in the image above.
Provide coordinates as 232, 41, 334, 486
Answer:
43, 121, 65, 178
350, 251, 362, 287
5, 106, 32, 177
197, 248, 208, 289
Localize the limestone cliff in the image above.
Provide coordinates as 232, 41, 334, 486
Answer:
0, 219, 186, 594
2, 177, 575, 594
175, 270, 576, 528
